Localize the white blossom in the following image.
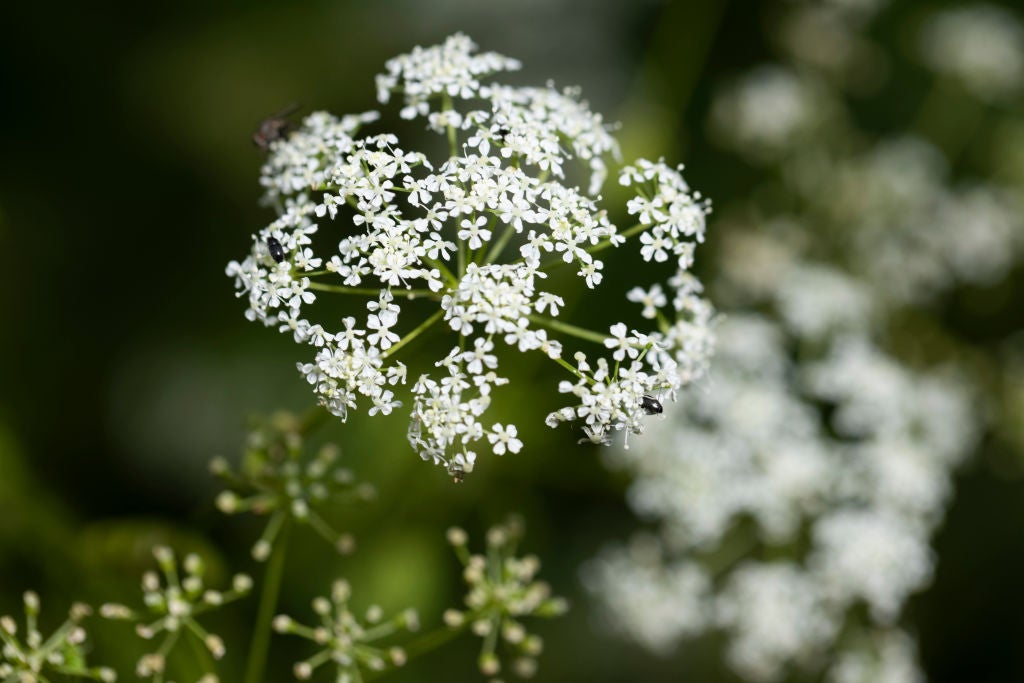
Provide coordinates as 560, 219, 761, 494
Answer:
228, 35, 715, 476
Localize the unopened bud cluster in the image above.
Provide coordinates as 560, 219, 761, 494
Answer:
0, 592, 115, 682
100, 546, 251, 682
273, 579, 419, 681
211, 411, 373, 560
445, 520, 567, 680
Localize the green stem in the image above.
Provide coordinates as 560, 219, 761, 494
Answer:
483, 220, 517, 265
443, 94, 458, 159
381, 309, 445, 359
245, 518, 291, 683
527, 315, 608, 345
550, 354, 592, 383
400, 625, 467, 660
186, 627, 217, 677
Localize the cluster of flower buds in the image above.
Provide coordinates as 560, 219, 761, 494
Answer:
100, 547, 251, 682
444, 520, 567, 680
1, 592, 115, 682
273, 579, 419, 681
211, 411, 374, 560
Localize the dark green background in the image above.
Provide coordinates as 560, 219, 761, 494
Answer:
2, 1, 1023, 681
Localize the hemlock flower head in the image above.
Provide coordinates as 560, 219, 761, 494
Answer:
227, 33, 715, 479
0, 592, 115, 683
273, 580, 418, 682
100, 547, 251, 683
211, 411, 373, 561
445, 520, 567, 679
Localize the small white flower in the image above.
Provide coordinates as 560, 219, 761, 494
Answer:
487, 423, 523, 455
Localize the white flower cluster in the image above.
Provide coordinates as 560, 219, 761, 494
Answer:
709, 65, 830, 162
801, 137, 1024, 304
918, 4, 1024, 102
228, 34, 715, 477
587, 307, 976, 682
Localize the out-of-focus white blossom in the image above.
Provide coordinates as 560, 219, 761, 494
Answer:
709, 66, 830, 162
919, 4, 1024, 102
716, 563, 838, 682
228, 34, 715, 477
800, 137, 1024, 304
582, 536, 711, 655
828, 629, 925, 683
774, 264, 873, 339
588, 310, 976, 681
810, 511, 933, 622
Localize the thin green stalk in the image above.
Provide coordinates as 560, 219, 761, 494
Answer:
399, 625, 467, 660
381, 309, 445, 359
186, 628, 217, 678
245, 519, 291, 683
483, 220, 517, 265
527, 315, 608, 345
443, 94, 458, 159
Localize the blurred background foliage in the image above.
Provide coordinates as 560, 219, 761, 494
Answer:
1, 0, 1022, 681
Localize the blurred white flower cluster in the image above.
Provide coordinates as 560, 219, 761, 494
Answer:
227, 34, 715, 478
585, 1, 1024, 679
709, 65, 833, 162
798, 137, 1024, 305
587, 306, 976, 682
918, 4, 1024, 102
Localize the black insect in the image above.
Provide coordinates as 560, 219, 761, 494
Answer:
266, 236, 286, 263
640, 394, 663, 415
448, 462, 465, 484
253, 104, 300, 150
495, 126, 511, 141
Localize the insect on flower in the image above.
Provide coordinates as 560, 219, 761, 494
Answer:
640, 394, 664, 415
253, 104, 300, 150
266, 236, 286, 263
448, 462, 465, 484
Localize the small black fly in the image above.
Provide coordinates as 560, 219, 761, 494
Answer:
253, 104, 300, 150
640, 394, 663, 415
448, 462, 465, 484
266, 236, 286, 263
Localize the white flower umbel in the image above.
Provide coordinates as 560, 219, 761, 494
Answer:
588, 313, 977, 682
228, 34, 715, 478
100, 547, 251, 683
0, 593, 115, 682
